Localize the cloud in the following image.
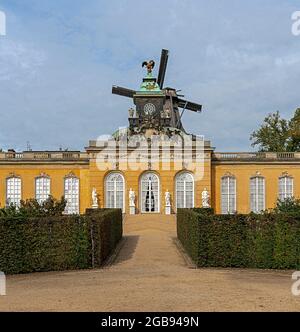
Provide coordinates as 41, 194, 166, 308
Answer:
0, 40, 46, 82
0, 0, 300, 151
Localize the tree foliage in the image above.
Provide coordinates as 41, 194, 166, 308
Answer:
288, 108, 300, 151
250, 108, 300, 152
274, 197, 300, 214
0, 195, 67, 217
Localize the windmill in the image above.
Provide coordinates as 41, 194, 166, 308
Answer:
112, 49, 202, 132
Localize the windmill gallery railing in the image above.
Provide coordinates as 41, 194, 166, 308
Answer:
212, 152, 300, 160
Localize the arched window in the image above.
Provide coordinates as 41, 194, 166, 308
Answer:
105, 173, 125, 211
140, 172, 160, 213
221, 175, 236, 214
35, 176, 51, 204
6, 176, 22, 207
64, 176, 79, 214
250, 176, 265, 213
176, 172, 194, 209
278, 175, 293, 201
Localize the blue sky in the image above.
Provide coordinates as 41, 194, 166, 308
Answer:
0, 0, 300, 151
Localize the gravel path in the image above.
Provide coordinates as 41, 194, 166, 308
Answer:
0, 214, 299, 312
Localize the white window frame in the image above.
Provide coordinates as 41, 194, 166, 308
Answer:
64, 176, 80, 215
140, 172, 160, 213
221, 176, 236, 214
35, 176, 51, 204
175, 172, 195, 210
6, 176, 22, 207
278, 176, 293, 201
105, 172, 125, 212
250, 176, 265, 213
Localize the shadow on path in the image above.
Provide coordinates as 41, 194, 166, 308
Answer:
113, 235, 140, 265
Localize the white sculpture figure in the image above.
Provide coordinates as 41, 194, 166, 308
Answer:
129, 188, 135, 206
129, 188, 135, 215
165, 190, 171, 206
92, 187, 98, 209
202, 188, 210, 208
165, 190, 171, 215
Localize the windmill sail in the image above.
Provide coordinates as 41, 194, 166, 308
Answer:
157, 49, 169, 89
112, 86, 135, 98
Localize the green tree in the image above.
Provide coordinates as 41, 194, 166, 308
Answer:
250, 109, 300, 152
287, 108, 300, 151
274, 197, 300, 215
250, 111, 289, 152
0, 195, 67, 217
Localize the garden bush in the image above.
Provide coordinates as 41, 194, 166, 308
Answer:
177, 209, 300, 269
0, 208, 123, 274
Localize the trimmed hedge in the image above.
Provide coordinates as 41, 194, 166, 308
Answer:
86, 208, 123, 268
177, 209, 300, 269
0, 209, 123, 274
192, 208, 214, 216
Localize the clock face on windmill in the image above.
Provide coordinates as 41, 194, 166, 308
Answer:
143, 103, 156, 116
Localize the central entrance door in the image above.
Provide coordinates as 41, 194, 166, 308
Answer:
140, 172, 160, 213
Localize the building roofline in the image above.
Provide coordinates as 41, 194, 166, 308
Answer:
212, 151, 300, 163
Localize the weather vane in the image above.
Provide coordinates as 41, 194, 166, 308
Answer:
142, 60, 155, 77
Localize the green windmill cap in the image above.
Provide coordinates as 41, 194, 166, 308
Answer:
137, 74, 163, 95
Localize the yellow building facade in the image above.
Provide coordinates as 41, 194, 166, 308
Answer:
212, 152, 300, 214
0, 148, 299, 215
